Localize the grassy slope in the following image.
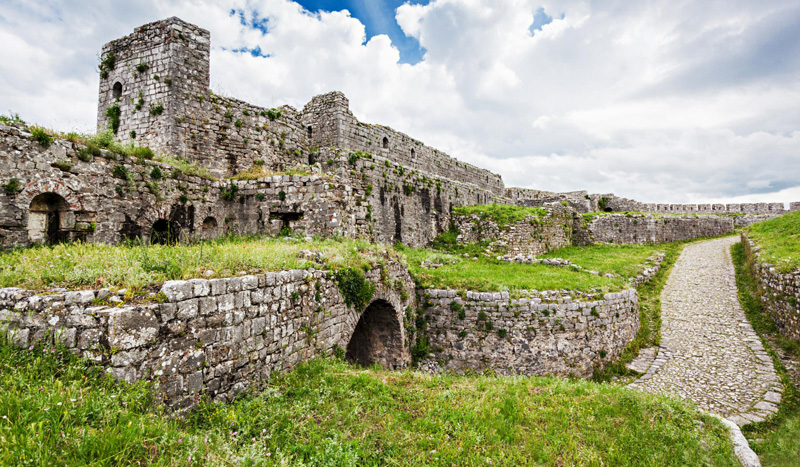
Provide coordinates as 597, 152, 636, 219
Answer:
745, 210, 800, 273
0, 342, 737, 466
541, 243, 663, 278
731, 242, 800, 466
452, 204, 548, 228
0, 236, 388, 291
403, 243, 665, 296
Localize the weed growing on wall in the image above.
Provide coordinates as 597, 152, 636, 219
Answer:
30, 126, 53, 148
98, 52, 116, 79
220, 182, 239, 201
2, 178, 21, 194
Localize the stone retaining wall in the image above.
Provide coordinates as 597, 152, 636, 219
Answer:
453, 204, 573, 255
420, 288, 639, 377
0, 259, 416, 410
741, 233, 800, 342
576, 213, 733, 245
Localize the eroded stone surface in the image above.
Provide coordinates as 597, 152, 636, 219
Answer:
630, 236, 782, 426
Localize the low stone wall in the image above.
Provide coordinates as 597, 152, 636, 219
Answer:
0, 260, 416, 410
420, 288, 639, 377
454, 205, 573, 255
576, 213, 733, 245
741, 233, 800, 342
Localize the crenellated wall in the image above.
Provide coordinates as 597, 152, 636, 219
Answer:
0, 260, 417, 410
593, 194, 797, 226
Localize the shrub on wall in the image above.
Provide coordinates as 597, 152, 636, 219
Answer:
105, 101, 121, 134
332, 266, 375, 311
220, 182, 239, 201
30, 126, 53, 148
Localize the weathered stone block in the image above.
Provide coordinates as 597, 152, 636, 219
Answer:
162, 281, 193, 302
108, 307, 159, 350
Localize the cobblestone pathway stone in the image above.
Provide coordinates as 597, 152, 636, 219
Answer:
629, 236, 783, 427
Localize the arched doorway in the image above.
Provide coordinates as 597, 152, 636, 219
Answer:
28, 193, 69, 244
150, 219, 180, 245
201, 216, 218, 239
346, 299, 404, 368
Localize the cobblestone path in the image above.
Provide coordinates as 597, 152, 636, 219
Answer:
629, 236, 782, 426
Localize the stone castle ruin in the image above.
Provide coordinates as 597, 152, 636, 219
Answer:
2, 16, 796, 251
1, 17, 798, 409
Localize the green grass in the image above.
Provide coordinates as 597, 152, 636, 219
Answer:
0, 342, 738, 466
0, 236, 389, 291
592, 241, 685, 382
452, 204, 548, 228
731, 242, 800, 466
745, 210, 800, 273
402, 243, 668, 296
403, 248, 628, 296
541, 243, 664, 278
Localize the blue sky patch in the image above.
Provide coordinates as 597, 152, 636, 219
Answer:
529, 7, 559, 36
293, 0, 429, 64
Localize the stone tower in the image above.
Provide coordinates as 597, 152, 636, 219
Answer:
97, 17, 210, 159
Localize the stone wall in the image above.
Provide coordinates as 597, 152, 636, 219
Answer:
303, 92, 505, 197
575, 213, 734, 245
317, 147, 510, 247
594, 194, 798, 225
0, 124, 363, 248
454, 204, 573, 255
506, 188, 592, 212
98, 17, 210, 166
98, 18, 313, 179
741, 233, 800, 342
420, 288, 639, 377
0, 260, 417, 410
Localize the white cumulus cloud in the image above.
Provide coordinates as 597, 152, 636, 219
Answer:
1, 0, 799, 203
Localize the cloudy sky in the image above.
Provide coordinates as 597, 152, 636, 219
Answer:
1, 0, 799, 204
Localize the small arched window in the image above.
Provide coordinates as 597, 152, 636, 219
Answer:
307, 126, 313, 139
382, 137, 389, 149
112, 82, 123, 100
410, 148, 415, 159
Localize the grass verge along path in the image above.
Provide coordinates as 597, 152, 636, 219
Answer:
732, 242, 800, 466
0, 341, 738, 466
592, 241, 686, 382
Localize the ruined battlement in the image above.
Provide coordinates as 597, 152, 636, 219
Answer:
98, 18, 505, 198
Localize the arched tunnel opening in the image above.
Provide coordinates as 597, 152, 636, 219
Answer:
346, 299, 404, 369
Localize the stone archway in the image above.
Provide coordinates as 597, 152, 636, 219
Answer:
346, 299, 404, 368
28, 193, 70, 244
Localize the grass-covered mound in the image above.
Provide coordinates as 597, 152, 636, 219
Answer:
402, 242, 665, 296
452, 203, 548, 228
0, 236, 390, 291
0, 341, 737, 466
745, 210, 800, 273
